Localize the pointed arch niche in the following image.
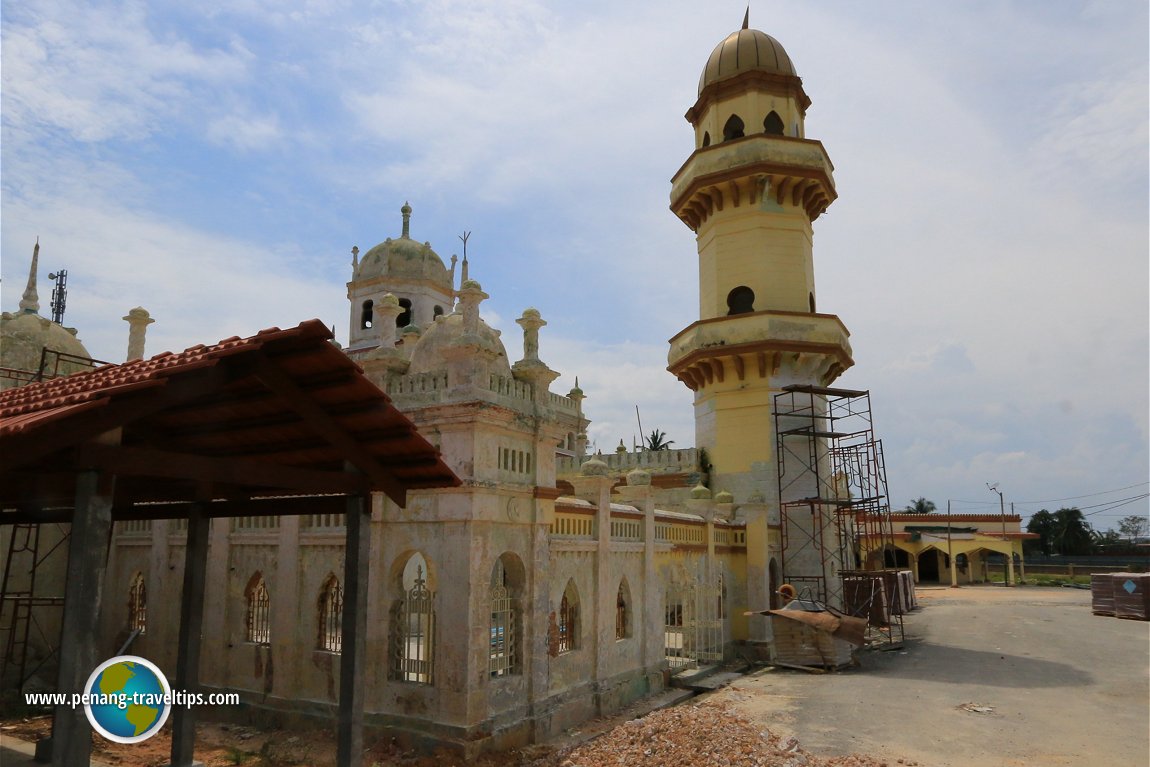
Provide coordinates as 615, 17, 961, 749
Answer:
616, 578, 633, 640
390, 551, 436, 684
489, 553, 525, 678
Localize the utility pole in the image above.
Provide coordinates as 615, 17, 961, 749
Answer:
987, 482, 1010, 586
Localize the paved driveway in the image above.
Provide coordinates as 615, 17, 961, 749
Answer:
715, 584, 1150, 767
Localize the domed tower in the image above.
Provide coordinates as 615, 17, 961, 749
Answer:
0, 241, 93, 389
668, 19, 854, 602
346, 203, 455, 351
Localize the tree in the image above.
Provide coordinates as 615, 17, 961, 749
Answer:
1026, 509, 1056, 556
1118, 514, 1149, 543
1092, 528, 1122, 550
644, 429, 674, 451
1051, 507, 1093, 556
904, 497, 937, 514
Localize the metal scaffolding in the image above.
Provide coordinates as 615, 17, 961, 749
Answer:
774, 384, 905, 647
0, 523, 69, 690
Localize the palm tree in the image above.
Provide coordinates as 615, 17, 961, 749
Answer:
645, 429, 675, 451
904, 497, 937, 514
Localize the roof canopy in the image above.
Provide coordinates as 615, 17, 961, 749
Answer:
0, 319, 459, 516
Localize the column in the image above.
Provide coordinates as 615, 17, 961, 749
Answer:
168, 504, 209, 767
51, 469, 115, 767
336, 493, 370, 767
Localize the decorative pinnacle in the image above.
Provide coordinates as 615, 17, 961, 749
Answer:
401, 202, 412, 239
742, 7, 749, 30
19, 238, 41, 315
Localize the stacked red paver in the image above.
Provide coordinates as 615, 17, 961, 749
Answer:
1113, 573, 1150, 620
1091, 573, 1116, 615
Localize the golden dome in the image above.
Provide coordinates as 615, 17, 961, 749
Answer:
698, 28, 797, 96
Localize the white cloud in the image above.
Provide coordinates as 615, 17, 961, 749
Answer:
1, 1, 248, 144
1, 1, 1146, 526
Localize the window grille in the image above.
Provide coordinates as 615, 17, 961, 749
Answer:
489, 560, 517, 677
558, 582, 578, 654
317, 575, 343, 652
391, 564, 435, 684
246, 575, 271, 645
128, 573, 147, 634
616, 583, 628, 640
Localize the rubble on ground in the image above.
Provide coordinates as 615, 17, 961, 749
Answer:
552, 700, 910, 767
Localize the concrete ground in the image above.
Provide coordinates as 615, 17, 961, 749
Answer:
714, 584, 1150, 767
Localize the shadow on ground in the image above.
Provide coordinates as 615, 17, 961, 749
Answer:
855, 638, 1093, 688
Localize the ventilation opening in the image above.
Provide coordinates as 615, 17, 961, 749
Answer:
727, 286, 755, 315
764, 111, 784, 135
701, 131, 711, 148
397, 298, 413, 327
360, 300, 373, 329
722, 115, 745, 142
809, 292, 816, 313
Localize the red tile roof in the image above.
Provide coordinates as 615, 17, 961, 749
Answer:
1, 319, 458, 511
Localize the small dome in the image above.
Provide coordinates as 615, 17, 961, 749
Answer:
0, 312, 92, 390
581, 453, 609, 477
690, 484, 712, 500
406, 311, 511, 376
355, 204, 452, 291
714, 490, 734, 504
699, 28, 797, 95
626, 468, 651, 486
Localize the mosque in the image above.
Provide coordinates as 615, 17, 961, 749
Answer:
0, 18, 1030, 758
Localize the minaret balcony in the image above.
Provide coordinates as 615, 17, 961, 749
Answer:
670, 135, 836, 229
667, 310, 853, 391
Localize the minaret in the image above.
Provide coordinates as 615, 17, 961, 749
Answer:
667, 20, 854, 608
19, 239, 41, 315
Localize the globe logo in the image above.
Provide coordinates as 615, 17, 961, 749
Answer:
83, 655, 172, 743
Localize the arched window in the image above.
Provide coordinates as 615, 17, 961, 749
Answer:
809, 292, 816, 313
396, 298, 413, 327
616, 579, 632, 640
317, 573, 343, 653
763, 111, 784, 135
489, 554, 523, 677
558, 580, 579, 654
433, 305, 444, 318
722, 114, 745, 141
727, 286, 755, 315
245, 572, 270, 645
391, 553, 435, 684
128, 572, 147, 634
701, 131, 711, 147
360, 300, 373, 329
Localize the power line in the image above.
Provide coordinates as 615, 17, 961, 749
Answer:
1081, 494, 1150, 517
954, 481, 1150, 509
1012, 481, 1150, 506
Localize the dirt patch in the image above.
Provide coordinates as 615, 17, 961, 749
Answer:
3, 699, 898, 767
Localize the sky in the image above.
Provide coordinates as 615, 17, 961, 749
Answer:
3, 0, 1147, 531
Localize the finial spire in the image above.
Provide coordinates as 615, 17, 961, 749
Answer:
459, 231, 471, 284
742, 6, 750, 30
401, 201, 412, 238
19, 238, 41, 314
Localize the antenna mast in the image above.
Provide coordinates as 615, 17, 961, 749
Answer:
48, 269, 68, 324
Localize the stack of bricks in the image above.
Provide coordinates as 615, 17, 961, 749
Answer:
770, 615, 855, 668
1092, 573, 1150, 621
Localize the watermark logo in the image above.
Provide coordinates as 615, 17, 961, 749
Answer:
82, 655, 172, 743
